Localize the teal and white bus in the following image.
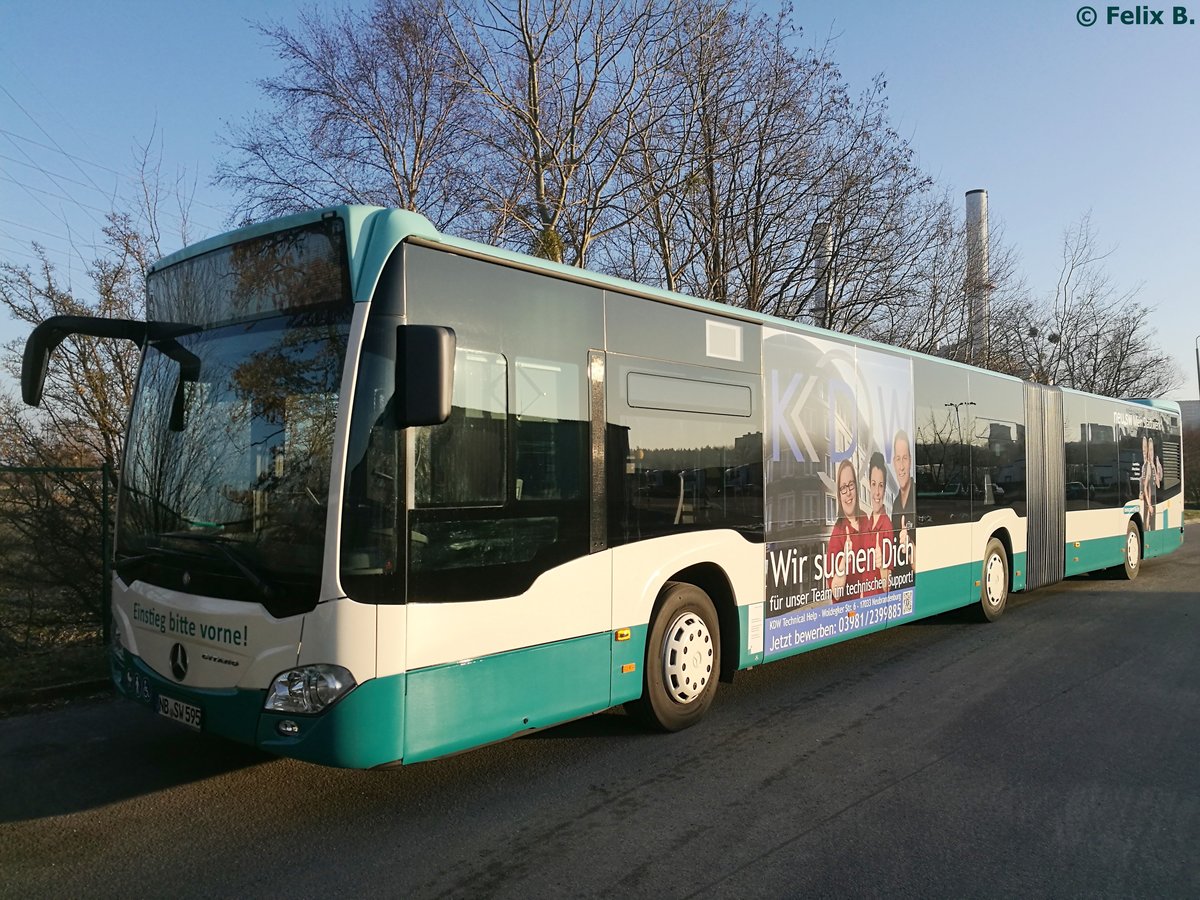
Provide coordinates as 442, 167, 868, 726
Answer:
23, 206, 1185, 768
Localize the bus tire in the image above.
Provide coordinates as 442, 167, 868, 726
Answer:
1119, 521, 1141, 580
629, 581, 721, 732
976, 538, 1009, 623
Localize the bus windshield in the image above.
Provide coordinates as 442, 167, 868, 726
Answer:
116, 218, 353, 614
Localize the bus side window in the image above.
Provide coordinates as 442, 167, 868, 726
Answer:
608, 363, 763, 545
514, 357, 583, 502
414, 350, 506, 506
912, 358, 971, 525
407, 348, 590, 602
1084, 399, 1119, 506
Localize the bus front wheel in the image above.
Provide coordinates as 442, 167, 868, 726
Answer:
629, 581, 721, 732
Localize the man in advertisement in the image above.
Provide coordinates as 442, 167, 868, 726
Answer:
890, 429, 915, 590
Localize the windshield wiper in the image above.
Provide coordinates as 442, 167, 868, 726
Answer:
161, 532, 279, 601
115, 544, 191, 571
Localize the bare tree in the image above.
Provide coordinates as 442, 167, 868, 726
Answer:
804, 80, 952, 336
1006, 215, 1179, 397
442, 0, 680, 263
218, 0, 967, 335
0, 148, 186, 627
596, 3, 956, 342
0, 217, 150, 471
877, 206, 1032, 369
213, 0, 1179, 402
599, 5, 850, 308
218, 0, 479, 229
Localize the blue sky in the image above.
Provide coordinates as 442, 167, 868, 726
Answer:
2, 0, 1198, 399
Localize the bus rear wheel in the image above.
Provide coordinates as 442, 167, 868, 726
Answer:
1118, 521, 1141, 580
629, 581, 721, 732
975, 538, 1009, 623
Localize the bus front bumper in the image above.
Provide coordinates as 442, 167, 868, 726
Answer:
110, 649, 406, 768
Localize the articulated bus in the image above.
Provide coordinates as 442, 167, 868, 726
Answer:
23, 206, 1185, 768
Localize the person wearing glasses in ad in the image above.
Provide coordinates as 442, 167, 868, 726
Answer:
828, 458, 873, 602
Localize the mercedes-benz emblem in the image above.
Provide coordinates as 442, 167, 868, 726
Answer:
182, 571, 192, 587
170, 642, 189, 681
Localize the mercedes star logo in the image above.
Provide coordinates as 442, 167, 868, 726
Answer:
170, 642, 189, 682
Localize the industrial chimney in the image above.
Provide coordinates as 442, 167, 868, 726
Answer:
812, 220, 834, 329
964, 189, 990, 364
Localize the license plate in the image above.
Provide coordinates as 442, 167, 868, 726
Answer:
156, 694, 202, 731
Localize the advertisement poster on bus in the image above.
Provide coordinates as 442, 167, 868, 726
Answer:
762, 328, 916, 659
1115, 406, 1181, 533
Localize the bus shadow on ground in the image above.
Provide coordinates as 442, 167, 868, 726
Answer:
520, 707, 644, 742
900, 564, 1140, 630
1065, 567, 1135, 582
0, 697, 272, 823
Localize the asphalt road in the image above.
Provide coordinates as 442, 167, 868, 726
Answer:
2, 539, 1197, 899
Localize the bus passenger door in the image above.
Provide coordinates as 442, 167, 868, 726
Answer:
401, 345, 612, 763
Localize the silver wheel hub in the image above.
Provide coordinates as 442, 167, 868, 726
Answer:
985, 553, 1006, 606
662, 611, 713, 704
1127, 530, 1139, 569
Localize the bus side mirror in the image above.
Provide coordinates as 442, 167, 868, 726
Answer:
155, 338, 202, 432
396, 325, 455, 427
22, 315, 153, 407
22, 332, 54, 407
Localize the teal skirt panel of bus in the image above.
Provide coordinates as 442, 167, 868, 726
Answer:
1063, 535, 1126, 577
915, 560, 978, 616
612, 623, 649, 706
403, 631, 614, 764
115, 631, 642, 767
1061, 526, 1183, 577
257, 675, 407, 768
1146, 524, 1184, 559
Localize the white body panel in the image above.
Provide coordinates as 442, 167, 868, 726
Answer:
916, 522, 973, 572
377, 603, 408, 678
1157, 493, 1185, 531
1065, 506, 1132, 542
399, 531, 763, 672
405, 551, 612, 670
611, 530, 764, 627
975, 508, 1026, 558
297, 597, 378, 682
323, 300, 370, 604
113, 577, 300, 690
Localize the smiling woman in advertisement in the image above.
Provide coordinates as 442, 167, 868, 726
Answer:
828, 459, 873, 601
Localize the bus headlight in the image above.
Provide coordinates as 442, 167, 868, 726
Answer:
264, 664, 357, 714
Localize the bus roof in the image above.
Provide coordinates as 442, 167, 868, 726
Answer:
151, 204, 1170, 404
